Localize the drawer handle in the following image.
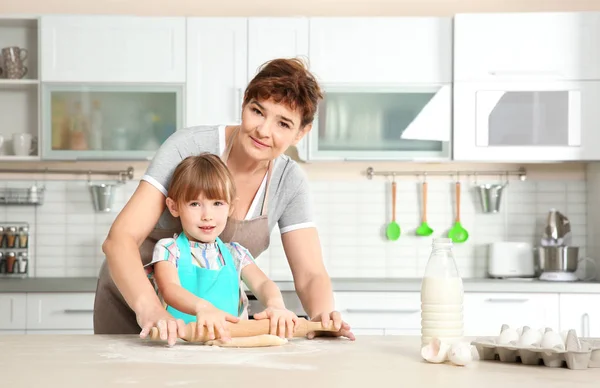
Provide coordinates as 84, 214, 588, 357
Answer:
484, 298, 528, 303
63, 309, 94, 314
345, 309, 419, 314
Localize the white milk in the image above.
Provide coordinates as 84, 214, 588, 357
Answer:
420, 276, 464, 346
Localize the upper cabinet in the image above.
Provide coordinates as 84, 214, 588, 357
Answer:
186, 18, 248, 127
453, 12, 600, 162
309, 17, 451, 84
247, 17, 309, 78
40, 16, 186, 83
454, 12, 600, 82
303, 17, 452, 161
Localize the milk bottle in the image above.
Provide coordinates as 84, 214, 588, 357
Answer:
421, 238, 464, 346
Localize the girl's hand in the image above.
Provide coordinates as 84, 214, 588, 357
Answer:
253, 307, 299, 338
195, 304, 240, 342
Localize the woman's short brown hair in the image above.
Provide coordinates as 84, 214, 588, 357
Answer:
244, 57, 323, 128
167, 153, 236, 206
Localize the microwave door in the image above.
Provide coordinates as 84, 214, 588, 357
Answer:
400, 84, 451, 142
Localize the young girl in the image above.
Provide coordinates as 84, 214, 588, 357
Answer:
144, 153, 298, 343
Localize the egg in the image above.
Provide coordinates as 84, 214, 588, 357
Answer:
498, 326, 519, 345
421, 338, 450, 364
448, 342, 473, 366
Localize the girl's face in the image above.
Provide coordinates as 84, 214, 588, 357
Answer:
166, 193, 231, 243
238, 98, 312, 162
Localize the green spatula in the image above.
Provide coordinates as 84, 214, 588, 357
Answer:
448, 181, 469, 243
386, 180, 401, 241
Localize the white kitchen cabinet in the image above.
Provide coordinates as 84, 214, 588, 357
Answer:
303, 17, 452, 162
453, 80, 600, 161
0, 293, 27, 330
454, 12, 600, 82
559, 294, 600, 338
309, 17, 452, 84
40, 15, 186, 83
334, 292, 421, 332
247, 17, 309, 78
186, 18, 248, 127
463, 293, 560, 337
26, 292, 95, 330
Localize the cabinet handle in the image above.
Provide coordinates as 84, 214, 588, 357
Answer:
582, 313, 590, 338
488, 70, 563, 77
345, 309, 419, 314
10, 298, 14, 323
484, 298, 528, 303
234, 88, 243, 122
63, 309, 94, 314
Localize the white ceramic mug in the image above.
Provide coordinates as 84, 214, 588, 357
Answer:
12, 133, 33, 156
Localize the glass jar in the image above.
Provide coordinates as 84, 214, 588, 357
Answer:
5, 227, 17, 249
420, 238, 464, 347
18, 226, 29, 248
0, 226, 5, 248
6, 251, 17, 273
17, 252, 28, 274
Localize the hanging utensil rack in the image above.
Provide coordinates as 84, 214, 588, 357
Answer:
365, 166, 527, 181
0, 166, 135, 183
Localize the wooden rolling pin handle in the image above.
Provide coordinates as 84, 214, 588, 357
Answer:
148, 318, 337, 343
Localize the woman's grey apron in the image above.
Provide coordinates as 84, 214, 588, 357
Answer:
93, 128, 273, 334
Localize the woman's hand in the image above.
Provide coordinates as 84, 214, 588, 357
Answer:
137, 303, 187, 347
195, 304, 240, 342
253, 307, 299, 338
308, 311, 355, 341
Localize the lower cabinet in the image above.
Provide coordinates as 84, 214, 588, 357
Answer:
0, 292, 95, 334
558, 294, 600, 338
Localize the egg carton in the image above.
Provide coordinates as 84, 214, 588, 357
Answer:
471, 324, 600, 370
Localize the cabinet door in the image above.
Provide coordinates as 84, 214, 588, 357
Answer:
186, 18, 248, 127
309, 17, 452, 84
559, 294, 600, 338
0, 293, 27, 330
26, 293, 95, 330
334, 292, 421, 331
41, 15, 186, 83
247, 17, 308, 78
454, 12, 600, 82
453, 80, 600, 161
463, 293, 560, 337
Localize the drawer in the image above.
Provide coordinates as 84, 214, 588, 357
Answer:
334, 292, 421, 330
463, 293, 560, 336
0, 293, 27, 330
26, 293, 95, 330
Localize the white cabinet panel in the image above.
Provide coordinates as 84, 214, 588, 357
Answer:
309, 17, 452, 84
353, 329, 385, 336
186, 18, 247, 127
463, 293, 560, 337
0, 294, 27, 330
385, 329, 420, 336
0, 330, 26, 335
559, 294, 600, 338
334, 292, 421, 330
41, 15, 186, 83
26, 330, 94, 335
247, 17, 308, 78
26, 293, 95, 330
454, 12, 600, 82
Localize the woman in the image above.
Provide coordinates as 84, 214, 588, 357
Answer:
93, 57, 355, 346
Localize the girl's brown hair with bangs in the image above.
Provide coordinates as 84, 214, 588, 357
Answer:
167, 153, 236, 206
244, 57, 323, 128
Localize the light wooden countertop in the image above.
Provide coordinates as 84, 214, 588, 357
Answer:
1, 334, 598, 387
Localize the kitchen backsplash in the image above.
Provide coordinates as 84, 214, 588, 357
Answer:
0, 173, 588, 280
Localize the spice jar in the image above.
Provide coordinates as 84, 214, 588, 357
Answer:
17, 252, 28, 274
6, 251, 17, 273
0, 226, 4, 248
5, 227, 17, 249
18, 226, 29, 248
0, 252, 5, 273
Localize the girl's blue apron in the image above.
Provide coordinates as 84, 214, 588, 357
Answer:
166, 232, 240, 323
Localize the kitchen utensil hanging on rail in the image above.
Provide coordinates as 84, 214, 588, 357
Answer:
386, 176, 401, 241
416, 178, 433, 237
448, 179, 469, 243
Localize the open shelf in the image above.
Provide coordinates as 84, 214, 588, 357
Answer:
0, 17, 39, 81
0, 79, 39, 86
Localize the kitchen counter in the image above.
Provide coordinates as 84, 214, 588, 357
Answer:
1, 276, 600, 294
1, 334, 597, 387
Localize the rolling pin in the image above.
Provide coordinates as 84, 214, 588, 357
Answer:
148, 317, 337, 343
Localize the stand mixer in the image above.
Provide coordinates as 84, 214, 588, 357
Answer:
537, 209, 578, 281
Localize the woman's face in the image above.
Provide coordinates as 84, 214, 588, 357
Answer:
237, 98, 312, 162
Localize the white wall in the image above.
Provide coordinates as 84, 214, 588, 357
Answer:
0, 171, 587, 280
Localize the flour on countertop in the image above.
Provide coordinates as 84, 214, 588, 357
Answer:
96, 338, 346, 370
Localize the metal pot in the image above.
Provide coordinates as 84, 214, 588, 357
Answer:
477, 183, 506, 213
534, 246, 579, 275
